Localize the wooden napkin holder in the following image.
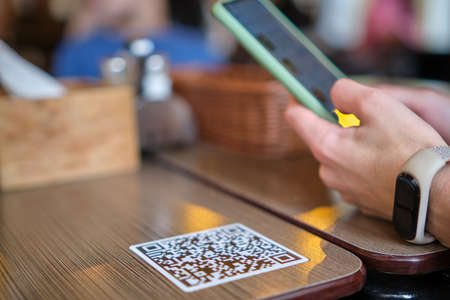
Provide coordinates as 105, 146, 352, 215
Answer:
0, 85, 140, 192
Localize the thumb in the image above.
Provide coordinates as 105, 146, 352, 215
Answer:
285, 103, 341, 153
331, 78, 378, 121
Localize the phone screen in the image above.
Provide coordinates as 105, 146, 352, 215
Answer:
223, 0, 338, 117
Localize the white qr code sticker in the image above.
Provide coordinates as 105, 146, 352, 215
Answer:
129, 223, 308, 292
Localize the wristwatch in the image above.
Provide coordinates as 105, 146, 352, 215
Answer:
393, 146, 450, 245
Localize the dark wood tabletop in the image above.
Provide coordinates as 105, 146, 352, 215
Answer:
0, 161, 364, 300
160, 143, 450, 274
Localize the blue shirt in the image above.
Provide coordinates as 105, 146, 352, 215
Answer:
52, 26, 225, 78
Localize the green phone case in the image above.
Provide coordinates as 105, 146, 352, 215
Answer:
212, 0, 345, 123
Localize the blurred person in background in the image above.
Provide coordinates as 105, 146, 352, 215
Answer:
316, 0, 450, 80
52, 0, 226, 79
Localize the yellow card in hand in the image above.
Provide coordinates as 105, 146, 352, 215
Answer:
335, 110, 360, 128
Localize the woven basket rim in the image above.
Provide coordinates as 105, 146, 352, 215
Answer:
172, 64, 286, 92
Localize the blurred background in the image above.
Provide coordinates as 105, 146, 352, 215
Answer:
1, 0, 449, 81
1, 0, 450, 191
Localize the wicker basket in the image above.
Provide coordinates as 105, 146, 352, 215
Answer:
173, 64, 306, 158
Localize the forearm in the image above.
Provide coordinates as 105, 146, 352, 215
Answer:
428, 164, 450, 247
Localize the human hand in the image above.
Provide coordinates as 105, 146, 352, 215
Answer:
377, 85, 450, 144
285, 79, 447, 220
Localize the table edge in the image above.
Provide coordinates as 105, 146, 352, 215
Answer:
262, 266, 366, 300
157, 157, 450, 275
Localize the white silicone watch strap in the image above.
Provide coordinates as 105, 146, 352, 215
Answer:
402, 146, 450, 244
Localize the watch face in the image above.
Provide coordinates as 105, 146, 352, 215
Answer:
393, 173, 420, 240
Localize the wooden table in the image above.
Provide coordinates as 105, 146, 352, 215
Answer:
0, 161, 364, 299
160, 144, 450, 274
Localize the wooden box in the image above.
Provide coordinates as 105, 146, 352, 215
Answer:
0, 85, 140, 191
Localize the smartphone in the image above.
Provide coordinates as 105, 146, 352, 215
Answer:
212, 0, 359, 126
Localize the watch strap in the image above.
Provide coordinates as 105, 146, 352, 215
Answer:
430, 146, 450, 161
402, 146, 450, 244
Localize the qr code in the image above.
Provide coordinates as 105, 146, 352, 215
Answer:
130, 223, 308, 292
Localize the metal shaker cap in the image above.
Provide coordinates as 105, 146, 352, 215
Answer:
129, 39, 155, 58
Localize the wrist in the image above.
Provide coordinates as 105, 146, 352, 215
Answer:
393, 146, 449, 244
427, 163, 450, 238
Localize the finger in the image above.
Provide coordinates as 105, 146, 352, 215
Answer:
377, 85, 450, 116
285, 104, 344, 164
361, 207, 391, 220
360, 208, 377, 217
287, 97, 300, 109
319, 165, 344, 190
376, 84, 446, 101
377, 85, 413, 99
376, 85, 420, 105
330, 78, 378, 120
338, 193, 357, 205
339, 193, 390, 219
339, 193, 370, 211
